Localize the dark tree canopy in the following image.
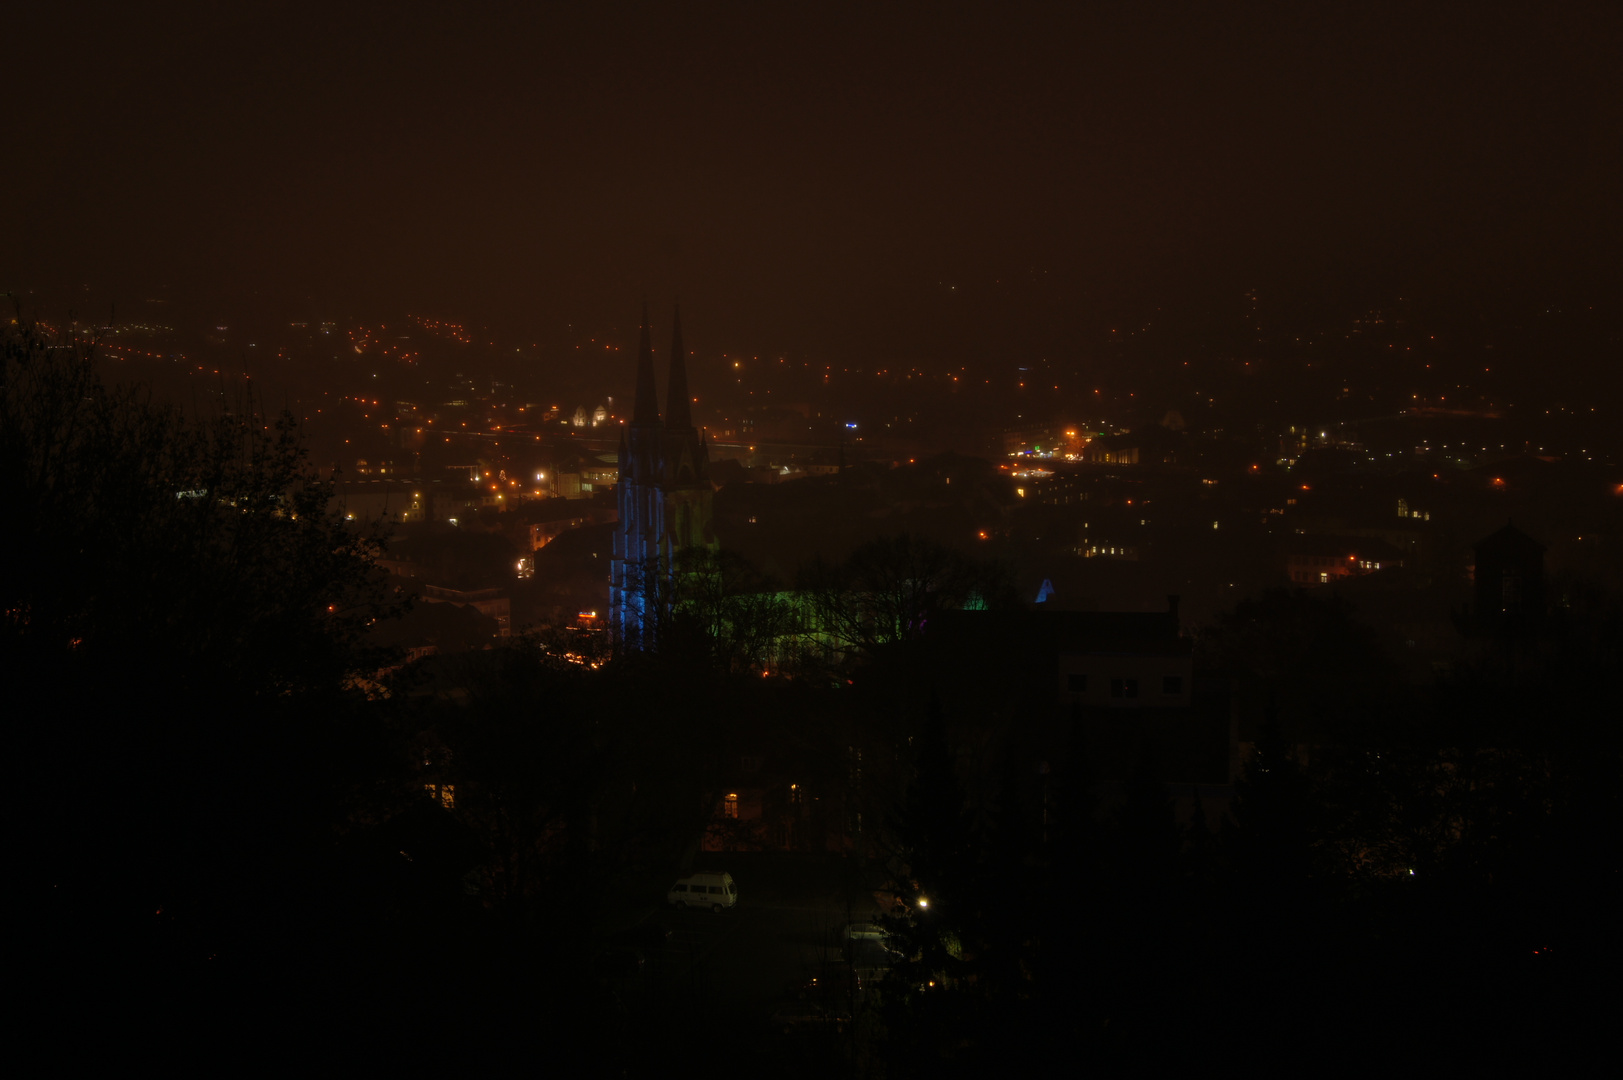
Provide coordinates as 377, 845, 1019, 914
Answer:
2, 313, 391, 698
7, 312, 398, 1041
797, 532, 1021, 665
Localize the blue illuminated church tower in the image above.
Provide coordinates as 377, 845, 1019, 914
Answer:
610, 304, 716, 649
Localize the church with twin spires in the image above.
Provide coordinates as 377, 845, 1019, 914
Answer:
610, 305, 717, 649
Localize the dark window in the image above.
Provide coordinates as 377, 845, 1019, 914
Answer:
1110, 678, 1138, 699
672, 884, 687, 893
1067, 674, 1088, 693
708, 886, 723, 895
1162, 675, 1183, 695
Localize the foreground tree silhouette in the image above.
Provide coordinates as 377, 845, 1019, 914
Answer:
2, 313, 390, 691
5, 312, 396, 1035
877, 694, 978, 1069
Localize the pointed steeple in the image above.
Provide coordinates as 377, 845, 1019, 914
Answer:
633, 301, 660, 425
665, 303, 692, 430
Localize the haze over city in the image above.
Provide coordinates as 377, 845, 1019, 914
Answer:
7, 2, 1620, 1071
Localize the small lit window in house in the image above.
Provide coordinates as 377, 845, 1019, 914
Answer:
724, 793, 739, 819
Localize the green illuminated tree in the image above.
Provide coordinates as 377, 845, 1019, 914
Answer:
796, 533, 1017, 665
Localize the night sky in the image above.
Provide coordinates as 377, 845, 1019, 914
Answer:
8, 2, 1619, 362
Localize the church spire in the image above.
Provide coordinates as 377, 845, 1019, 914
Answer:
633, 301, 660, 425
665, 303, 692, 430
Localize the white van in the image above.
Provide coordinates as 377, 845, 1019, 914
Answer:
667, 871, 738, 912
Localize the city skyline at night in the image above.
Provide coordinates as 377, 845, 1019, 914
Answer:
7, 3, 1618, 1070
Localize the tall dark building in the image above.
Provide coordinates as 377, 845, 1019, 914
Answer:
1472, 521, 1546, 637
610, 305, 716, 649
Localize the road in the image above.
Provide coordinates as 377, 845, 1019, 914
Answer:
604, 853, 894, 1064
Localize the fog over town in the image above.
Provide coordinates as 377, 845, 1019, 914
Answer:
7, 2, 1619, 1071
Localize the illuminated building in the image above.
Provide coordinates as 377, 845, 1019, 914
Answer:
1285, 537, 1404, 586
610, 305, 717, 649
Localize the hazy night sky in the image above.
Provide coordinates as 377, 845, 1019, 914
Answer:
7, 2, 1619, 362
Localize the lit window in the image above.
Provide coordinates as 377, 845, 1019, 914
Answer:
724, 793, 739, 819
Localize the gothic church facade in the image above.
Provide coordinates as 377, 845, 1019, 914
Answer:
610, 305, 716, 649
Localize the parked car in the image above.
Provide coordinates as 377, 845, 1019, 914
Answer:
844, 921, 888, 942
667, 871, 738, 912
769, 1001, 849, 1036
790, 959, 862, 1007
